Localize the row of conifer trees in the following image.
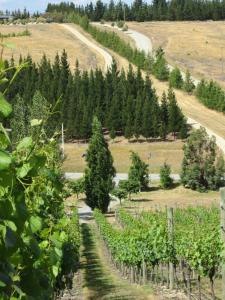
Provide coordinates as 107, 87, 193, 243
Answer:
2, 52, 187, 143
46, 0, 225, 22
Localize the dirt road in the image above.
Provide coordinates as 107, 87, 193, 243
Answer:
61, 24, 113, 72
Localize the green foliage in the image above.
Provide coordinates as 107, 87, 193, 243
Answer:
167, 88, 188, 138
196, 79, 225, 112
46, 0, 225, 22
4, 54, 186, 142
116, 20, 125, 28
84, 117, 115, 213
152, 47, 169, 81
181, 127, 225, 191
183, 69, 195, 94
0, 63, 80, 299
160, 162, 173, 189
0, 29, 31, 38
94, 206, 223, 298
118, 179, 140, 200
29, 90, 49, 138
69, 177, 85, 199
128, 151, 149, 191
111, 188, 128, 205
169, 67, 183, 89
10, 94, 28, 144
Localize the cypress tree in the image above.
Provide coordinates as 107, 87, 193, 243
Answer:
29, 90, 49, 137
160, 92, 169, 140
134, 93, 143, 140
10, 94, 28, 144
84, 117, 115, 213
168, 88, 185, 138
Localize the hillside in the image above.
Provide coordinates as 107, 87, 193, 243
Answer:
0, 23, 104, 71
128, 21, 225, 89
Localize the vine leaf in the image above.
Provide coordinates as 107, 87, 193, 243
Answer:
0, 93, 12, 118
0, 150, 12, 170
29, 216, 42, 233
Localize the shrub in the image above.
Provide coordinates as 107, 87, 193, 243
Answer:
117, 20, 125, 28
160, 162, 173, 189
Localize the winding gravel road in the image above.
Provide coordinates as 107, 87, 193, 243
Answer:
61, 24, 113, 72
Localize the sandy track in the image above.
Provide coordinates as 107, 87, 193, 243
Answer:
61, 24, 113, 72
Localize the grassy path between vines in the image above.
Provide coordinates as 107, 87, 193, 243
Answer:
80, 222, 157, 300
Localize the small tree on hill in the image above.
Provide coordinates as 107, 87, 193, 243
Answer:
181, 127, 225, 191
183, 70, 195, 94
169, 67, 183, 89
160, 162, 173, 189
128, 151, 149, 191
153, 47, 169, 81
84, 117, 115, 213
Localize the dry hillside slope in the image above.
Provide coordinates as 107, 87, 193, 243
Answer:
0, 23, 104, 71
128, 21, 225, 89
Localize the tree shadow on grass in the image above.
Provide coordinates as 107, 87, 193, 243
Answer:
81, 223, 136, 300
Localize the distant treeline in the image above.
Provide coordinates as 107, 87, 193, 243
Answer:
0, 8, 40, 19
46, 0, 225, 22
2, 52, 187, 143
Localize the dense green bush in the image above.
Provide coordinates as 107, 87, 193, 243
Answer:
181, 127, 225, 191
160, 162, 173, 189
196, 79, 225, 112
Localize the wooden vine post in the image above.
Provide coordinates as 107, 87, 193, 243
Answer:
220, 187, 225, 300
167, 207, 174, 289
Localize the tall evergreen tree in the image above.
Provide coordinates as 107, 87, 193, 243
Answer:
167, 88, 186, 138
29, 91, 49, 138
160, 91, 169, 139
84, 117, 115, 213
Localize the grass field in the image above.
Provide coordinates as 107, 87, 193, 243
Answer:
128, 21, 225, 89
0, 23, 104, 71
63, 137, 184, 173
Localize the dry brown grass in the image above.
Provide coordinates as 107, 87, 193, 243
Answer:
0, 23, 104, 71
128, 21, 225, 88
63, 137, 184, 173
124, 184, 219, 211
